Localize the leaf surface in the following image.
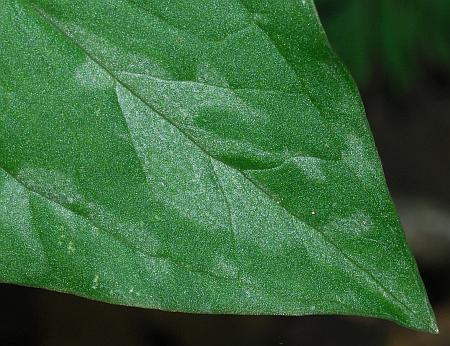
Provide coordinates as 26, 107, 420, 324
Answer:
0, 0, 437, 332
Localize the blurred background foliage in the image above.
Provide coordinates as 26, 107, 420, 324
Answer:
316, 0, 450, 90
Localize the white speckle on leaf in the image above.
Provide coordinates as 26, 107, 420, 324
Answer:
67, 241, 75, 254
251, 13, 269, 25
154, 214, 164, 222
92, 275, 99, 289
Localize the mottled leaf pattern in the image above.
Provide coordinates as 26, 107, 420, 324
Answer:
0, 0, 437, 332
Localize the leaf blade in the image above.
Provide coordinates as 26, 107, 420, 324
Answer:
0, 0, 437, 332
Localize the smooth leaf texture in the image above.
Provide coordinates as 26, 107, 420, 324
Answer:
0, 0, 437, 332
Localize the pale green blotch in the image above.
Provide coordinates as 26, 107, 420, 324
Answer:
17, 167, 84, 206
75, 59, 114, 89
196, 61, 229, 87
0, 174, 46, 280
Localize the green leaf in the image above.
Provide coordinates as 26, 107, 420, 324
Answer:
0, 0, 437, 332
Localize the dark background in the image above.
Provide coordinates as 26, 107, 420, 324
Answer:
2, 1, 450, 345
